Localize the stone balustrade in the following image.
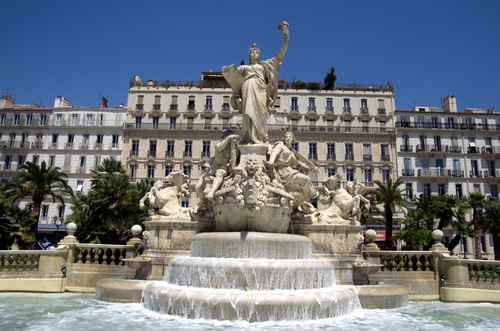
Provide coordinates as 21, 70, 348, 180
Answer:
440, 258, 500, 289
378, 251, 436, 272
0, 249, 67, 278
72, 244, 136, 266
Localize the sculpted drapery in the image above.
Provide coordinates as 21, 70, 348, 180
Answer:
223, 21, 288, 144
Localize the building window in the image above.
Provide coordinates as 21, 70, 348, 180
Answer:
363, 144, 372, 161
491, 185, 498, 199
96, 134, 103, 148
381, 144, 389, 161
205, 96, 213, 111
135, 116, 142, 129
169, 117, 176, 129
382, 169, 391, 183
184, 140, 192, 157
41, 205, 49, 222
327, 143, 335, 160
291, 142, 299, 152
327, 167, 336, 177
377, 99, 385, 111
360, 99, 368, 112
129, 164, 137, 178
32, 155, 39, 165
275, 96, 281, 108
79, 156, 86, 168
405, 183, 413, 200
136, 95, 144, 110
166, 140, 175, 157
152, 117, 159, 129
14, 114, 21, 125
364, 168, 372, 184
49, 155, 55, 167
164, 164, 172, 176
308, 143, 317, 160
181, 199, 189, 208
149, 140, 157, 157
438, 184, 446, 196
423, 183, 431, 197
27, 114, 33, 125
147, 165, 155, 178
153, 95, 161, 110
57, 205, 65, 219
40, 114, 48, 125
76, 180, 84, 193
187, 96, 195, 111
308, 97, 316, 112
346, 168, 354, 182
52, 134, 58, 147
343, 98, 351, 113
183, 164, 192, 177
112, 135, 119, 148
131, 140, 139, 156
326, 97, 333, 112
345, 143, 353, 161
170, 95, 178, 110
202, 141, 211, 157
291, 97, 298, 112
474, 184, 481, 193
455, 184, 463, 199
222, 96, 230, 111
4, 155, 11, 170
94, 155, 101, 169
17, 155, 25, 169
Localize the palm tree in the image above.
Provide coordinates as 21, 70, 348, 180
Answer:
479, 200, 500, 260
6, 161, 73, 227
374, 177, 405, 250
467, 192, 487, 259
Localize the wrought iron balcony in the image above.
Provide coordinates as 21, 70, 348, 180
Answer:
448, 169, 464, 177
169, 104, 178, 111
363, 154, 372, 161
135, 104, 144, 110
401, 169, 414, 176
400, 145, 413, 152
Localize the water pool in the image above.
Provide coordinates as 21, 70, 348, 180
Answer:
1, 293, 499, 331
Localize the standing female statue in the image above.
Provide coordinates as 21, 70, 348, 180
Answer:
223, 21, 289, 144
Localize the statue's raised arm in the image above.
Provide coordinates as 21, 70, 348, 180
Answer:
275, 21, 289, 64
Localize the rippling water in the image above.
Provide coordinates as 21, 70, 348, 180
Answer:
1, 293, 499, 331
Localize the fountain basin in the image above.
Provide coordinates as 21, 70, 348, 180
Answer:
168, 257, 336, 290
143, 282, 361, 321
191, 232, 312, 259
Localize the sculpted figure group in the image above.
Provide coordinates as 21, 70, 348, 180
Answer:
140, 21, 372, 231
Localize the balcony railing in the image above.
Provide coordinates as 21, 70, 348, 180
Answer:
169, 104, 178, 111
326, 153, 336, 161
363, 154, 372, 161
290, 105, 299, 112
381, 154, 390, 161
396, 121, 500, 131
469, 170, 483, 178
449, 169, 464, 177
401, 169, 414, 176
377, 108, 387, 115
417, 168, 447, 177
204, 105, 213, 112
124, 123, 395, 134
325, 106, 334, 113
152, 104, 161, 111
135, 104, 144, 110
467, 147, 479, 154
400, 145, 413, 152
360, 107, 369, 114
481, 146, 500, 154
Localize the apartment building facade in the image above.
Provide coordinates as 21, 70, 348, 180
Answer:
395, 96, 500, 258
0, 96, 127, 236
123, 73, 397, 206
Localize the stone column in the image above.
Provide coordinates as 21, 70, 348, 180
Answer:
465, 237, 474, 259
485, 233, 495, 258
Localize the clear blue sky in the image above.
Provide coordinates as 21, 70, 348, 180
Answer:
1, 1, 499, 110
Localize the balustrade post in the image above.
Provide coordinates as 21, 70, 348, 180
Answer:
126, 225, 143, 258
58, 222, 79, 246
363, 229, 381, 266
441, 258, 469, 286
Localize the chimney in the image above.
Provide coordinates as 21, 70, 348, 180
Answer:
54, 96, 72, 108
101, 97, 108, 108
0, 95, 15, 109
442, 96, 457, 113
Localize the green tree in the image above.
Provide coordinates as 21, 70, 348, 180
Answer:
479, 200, 500, 260
374, 178, 405, 250
69, 159, 149, 243
0, 187, 36, 249
5, 161, 72, 232
398, 196, 434, 250
467, 193, 487, 259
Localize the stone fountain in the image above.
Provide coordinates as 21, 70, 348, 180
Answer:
97, 21, 407, 322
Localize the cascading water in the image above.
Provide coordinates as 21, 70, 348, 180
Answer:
142, 232, 361, 322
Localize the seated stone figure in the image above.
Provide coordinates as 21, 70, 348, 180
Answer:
314, 176, 371, 225
267, 131, 317, 212
205, 128, 240, 200
140, 171, 190, 220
